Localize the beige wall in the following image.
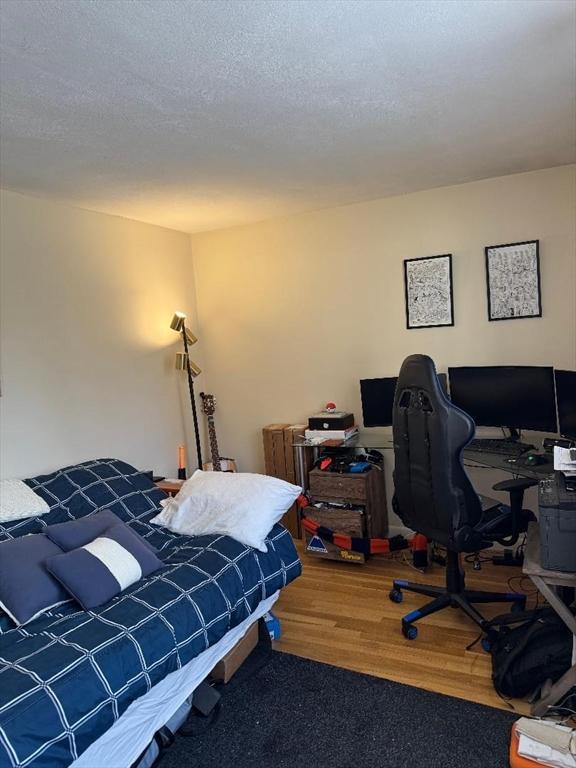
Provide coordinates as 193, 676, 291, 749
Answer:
191, 166, 576, 524
1, 166, 574, 510
0, 190, 201, 479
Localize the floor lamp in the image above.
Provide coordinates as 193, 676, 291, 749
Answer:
170, 312, 203, 474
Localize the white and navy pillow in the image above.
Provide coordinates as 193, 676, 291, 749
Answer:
0, 533, 71, 625
0, 479, 50, 523
46, 523, 163, 610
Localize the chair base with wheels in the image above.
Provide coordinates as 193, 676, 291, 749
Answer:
389, 549, 527, 640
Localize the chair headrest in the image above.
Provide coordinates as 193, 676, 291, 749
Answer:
396, 354, 446, 406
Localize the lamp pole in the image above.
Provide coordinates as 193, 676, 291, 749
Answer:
181, 326, 203, 470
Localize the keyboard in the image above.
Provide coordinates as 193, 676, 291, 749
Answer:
467, 438, 534, 456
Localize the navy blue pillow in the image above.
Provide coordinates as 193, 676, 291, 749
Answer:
46, 524, 163, 610
0, 534, 71, 625
0, 611, 14, 634
45, 509, 157, 553
44, 509, 121, 549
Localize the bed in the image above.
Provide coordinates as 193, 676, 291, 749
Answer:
0, 459, 301, 768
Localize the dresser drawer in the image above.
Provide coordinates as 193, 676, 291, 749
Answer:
308, 469, 367, 502
304, 505, 365, 535
303, 505, 366, 563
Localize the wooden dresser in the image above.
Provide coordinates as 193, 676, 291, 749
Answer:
303, 467, 388, 563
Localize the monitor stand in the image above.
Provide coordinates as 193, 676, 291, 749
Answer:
505, 427, 534, 453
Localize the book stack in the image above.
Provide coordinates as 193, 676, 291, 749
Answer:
304, 425, 359, 442
510, 718, 576, 768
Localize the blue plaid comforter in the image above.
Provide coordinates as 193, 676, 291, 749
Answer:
0, 459, 301, 768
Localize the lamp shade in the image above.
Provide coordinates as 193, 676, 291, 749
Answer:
175, 352, 201, 378
175, 352, 188, 370
170, 312, 186, 332
184, 328, 198, 345
189, 360, 202, 378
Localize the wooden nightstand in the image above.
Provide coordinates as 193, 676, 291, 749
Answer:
303, 467, 388, 563
155, 479, 184, 497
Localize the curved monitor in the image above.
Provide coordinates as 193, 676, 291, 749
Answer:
448, 366, 557, 433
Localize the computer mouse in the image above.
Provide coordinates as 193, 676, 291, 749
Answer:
522, 453, 547, 466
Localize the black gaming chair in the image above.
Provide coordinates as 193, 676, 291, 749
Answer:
389, 354, 536, 640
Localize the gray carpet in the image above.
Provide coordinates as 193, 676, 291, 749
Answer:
161, 649, 515, 768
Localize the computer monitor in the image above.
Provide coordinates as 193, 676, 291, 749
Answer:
360, 373, 447, 427
555, 370, 576, 440
448, 366, 557, 435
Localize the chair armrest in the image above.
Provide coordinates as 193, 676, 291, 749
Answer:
475, 507, 513, 534
492, 478, 539, 493
490, 477, 538, 547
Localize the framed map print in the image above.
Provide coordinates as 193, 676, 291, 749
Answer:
403, 254, 454, 329
485, 240, 541, 321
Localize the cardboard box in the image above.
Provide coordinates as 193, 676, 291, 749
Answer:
210, 622, 258, 683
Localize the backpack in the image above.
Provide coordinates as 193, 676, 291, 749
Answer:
486, 607, 573, 699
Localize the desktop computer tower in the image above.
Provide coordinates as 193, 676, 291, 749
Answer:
538, 472, 576, 572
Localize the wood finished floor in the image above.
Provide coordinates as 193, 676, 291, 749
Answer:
273, 541, 532, 713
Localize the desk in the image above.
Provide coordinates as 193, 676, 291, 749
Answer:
523, 522, 576, 716
293, 433, 555, 488
293, 434, 393, 488
463, 451, 554, 481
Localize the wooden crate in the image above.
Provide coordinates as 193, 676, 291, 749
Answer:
262, 423, 312, 539
302, 504, 366, 563
281, 425, 306, 538
280, 504, 301, 540
283, 424, 307, 484
262, 423, 290, 477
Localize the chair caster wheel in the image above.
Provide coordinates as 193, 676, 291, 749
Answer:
481, 637, 492, 653
389, 589, 403, 604
511, 600, 525, 613
402, 623, 418, 640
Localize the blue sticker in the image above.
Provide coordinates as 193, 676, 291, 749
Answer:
307, 535, 328, 553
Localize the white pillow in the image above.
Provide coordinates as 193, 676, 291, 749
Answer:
0, 479, 50, 523
150, 470, 301, 552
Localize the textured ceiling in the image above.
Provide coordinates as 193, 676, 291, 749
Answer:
0, 0, 574, 234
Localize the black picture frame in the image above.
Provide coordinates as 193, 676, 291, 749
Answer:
403, 254, 454, 329
484, 240, 541, 321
